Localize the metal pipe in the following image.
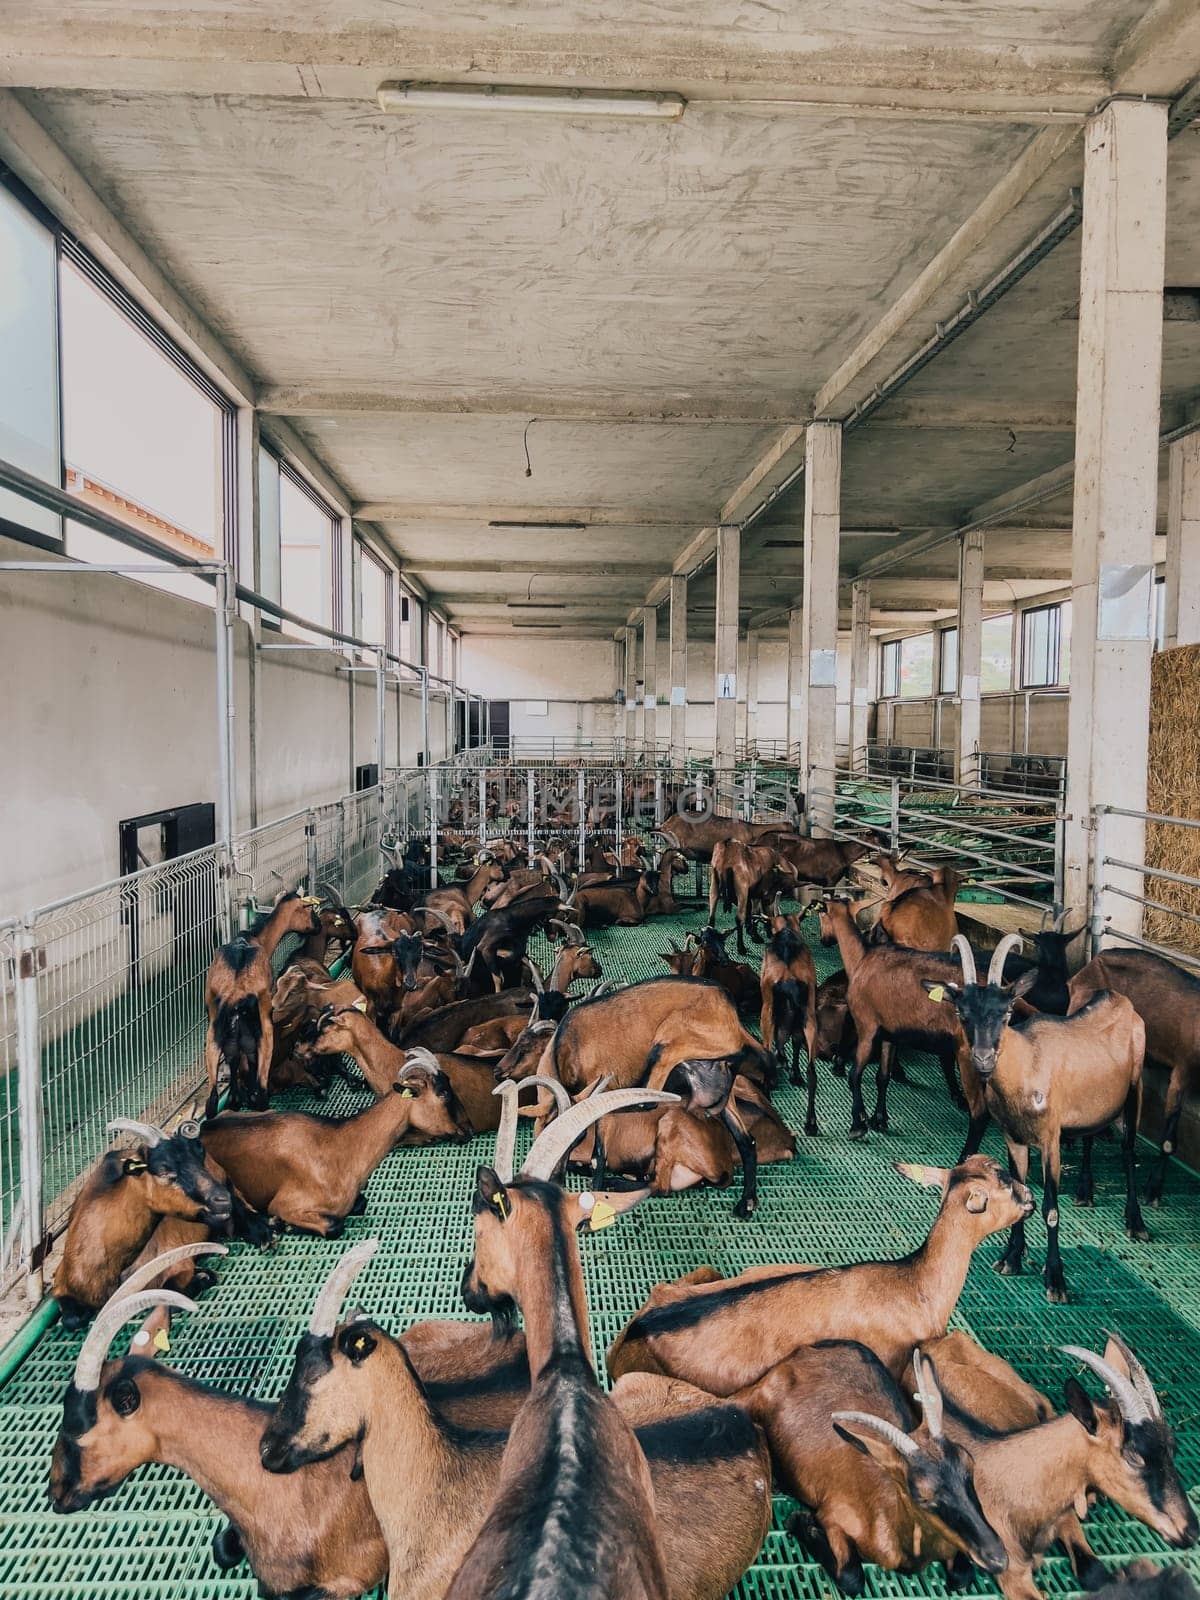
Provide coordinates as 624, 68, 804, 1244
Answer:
421, 667, 430, 768
527, 768, 536, 859
15, 926, 45, 1303
428, 768, 440, 890
213, 564, 236, 851
577, 769, 587, 872
478, 770, 487, 847
375, 653, 387, 782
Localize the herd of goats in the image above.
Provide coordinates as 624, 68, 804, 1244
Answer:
40, 796, 1200, 1600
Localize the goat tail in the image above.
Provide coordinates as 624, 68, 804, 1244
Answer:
212, 994, 262, 1071
736, 1033, 779, 1093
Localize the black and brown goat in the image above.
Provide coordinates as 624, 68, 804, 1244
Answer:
927, 934, 1149, 1301
770, 835, 873, 888
874, 867, 960, 951
203, 889, 323, 1116
709, 838, 798, 954
654, 808, 800, 863
736, 1342, 1006, 1592
932, 1335, 1196, 1600
397, 988, 535, 1052
759, 908, 820, 1133
52, 1119, 237, 1329
200, 1058, 470, 1235
660, 926, 761, 1014
458, 895, 556, 991
607, 1155, 1033, 1393
1067, 946, 1200, 1204
818, 896, 974, 1136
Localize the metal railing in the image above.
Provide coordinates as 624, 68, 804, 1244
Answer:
1089, 805, 1200, 972
809, 766, 1064, 917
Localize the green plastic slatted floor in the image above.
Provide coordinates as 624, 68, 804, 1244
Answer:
4, 892, 1200, 1600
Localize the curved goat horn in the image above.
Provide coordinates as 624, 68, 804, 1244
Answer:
912, 1349, 944, 1437
1060, 1344, 1153, 1426
951, 934, 978, 988
525, 959, 545, 994
308, 1239, 381, 1337
492, 1074, 574, 1183
74, 1290, 197, 1393
107, 1118, 164, 1148
520, 1086, 681, 1183
988, 933, 1024, 987
419, 905, 456, 935
118, 1242, 228, 1300
402, 1047, 441, 1079
832, 1410, 920, 1459
1104, 1332, 1162, 1419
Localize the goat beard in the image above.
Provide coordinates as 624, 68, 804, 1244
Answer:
459, 1260, 519, 1341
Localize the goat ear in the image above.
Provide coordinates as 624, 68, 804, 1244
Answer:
832, 1418, 904, 1467
1064, 1377, 1100, 1435
895, 1163, 952, 1193
921, 980, 960, 1004
571, 1187, 649, 1233
1100, 1335, 1134, 1383
964, 1186, 990, 1214
337, 1323, 378, 1365
1010, 969, 1039, 1001
475, 1166, 512, 1223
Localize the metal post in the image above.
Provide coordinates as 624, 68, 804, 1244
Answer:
375, 653, 387, 781
654, 772, 664, 828
527, 768, 536, 859
305, 809, 318, 895
214, 564, 237, 848
428, 768, 440, 889
421, 666, 430, 769
742, 768, 752, 822
1088, 806, 1107, 957
577, 769, 586, 872
615, 769, 624, 856
16, 924, 45, 1302
890, 778, 901, 853
695, 769, 703, 810
478, 770, 487, 847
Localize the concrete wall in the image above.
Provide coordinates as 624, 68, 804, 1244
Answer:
460, 635, 618, 744
0, 532, 436, 913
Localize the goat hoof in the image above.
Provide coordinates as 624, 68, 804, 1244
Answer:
1074, 1188, 1095, 1207
830, 1063, 847, 1077
1046, 1284, 1069, 1304
1126, 1221, 1150, 1243
804, 1120, 821, 1137
190, 1270, 216, 1297
733, 1197, 757, 1220
349, 1194, 367, 1216
950, 1091, 968, 1111
848, 1123, 868, 1142
993, 1256, 1023, 1277
869, 1111, 889, 1133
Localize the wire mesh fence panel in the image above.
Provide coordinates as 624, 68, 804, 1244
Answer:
25, 848, 223, 1246
0, 921, 20, 1288
232, 812, 311, 918
343, 791, 383, 906
310, 802, 346, 904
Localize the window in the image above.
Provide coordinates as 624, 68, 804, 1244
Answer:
980, 613, 1013, 693
398, 583, 418, 663
359, 540, 390, 651
939, 627, 958, 695
1059, 600, 1071, 681
899, 632, 934, 698
1021, 604, 1063, 687
258, 448, 281, 606
60, 250, 228, 605
1154, 578, 1166, 652
0, 183, 60, 539
880, 640, 900, 698
279, 466, 337, 641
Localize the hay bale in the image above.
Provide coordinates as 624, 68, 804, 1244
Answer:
1145, 645, 1200, 956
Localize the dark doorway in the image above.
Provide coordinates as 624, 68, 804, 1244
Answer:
118, 802, 217, 978
488, 701, 510, 754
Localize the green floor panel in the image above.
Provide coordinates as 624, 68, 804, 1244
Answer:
3, 893, 1200, 1598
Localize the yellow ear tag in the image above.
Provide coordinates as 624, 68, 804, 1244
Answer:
398, 1086, 418, 1098
152, 1327, 171, 1354
927, 985, 946, 1003
353, 998, 369, 1013
589, 1198, 617, 1232
492, 1191, 510, 1221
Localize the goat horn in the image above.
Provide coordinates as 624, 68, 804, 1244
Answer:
988, 933, 1024, 987
403, 1047, 442, 1077
420, 906, 457, 934
1103, 1332, 1163, 1420
526, 959, 545, 994
118, 1242, 228, 1300
911, 1349, 944, 1438
832, 1410, 919, 1460
951, 934, 978, 988
1060, 1344, 1152, 1426
520, 1087, 681, 1183
308, 1239, 381, 1337
107, 1118, 164, 1148
74, 1289, 197, 1393
492, 1074, 574, 1182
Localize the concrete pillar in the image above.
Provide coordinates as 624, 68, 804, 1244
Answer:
623, 625, 638, 750
1165, 432, 1200, 649
668, 573, 688, 763
801, 422, 842, 831
848, 578, 871, 773
955, 530, 985, 788
714, 523, 740, 772
786, 605, 804, 760
1064, 98, 1168, 927
641, 604, 658, 750
746, 629, 760, 754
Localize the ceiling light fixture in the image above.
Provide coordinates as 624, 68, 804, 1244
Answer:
488, 519, 587, 531
506, 601, 567, 610
378, 83, 686, 120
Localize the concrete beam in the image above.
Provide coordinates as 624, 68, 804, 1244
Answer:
669, 574, 688, 762
403, 559, 662, 578
0, 22, 1108, 115
849, 580, 872, 770
956, 531, 985, 786
1164, 433, 1200, 648
800, 423, 842, 830
714, 525, 740, 770
258, 386, 799, 425
642, 604, 658, 747
358, 502, 694, 526
864, 399, 1077, 430
1111, 0, 1200, 97
624, 625, 638, 748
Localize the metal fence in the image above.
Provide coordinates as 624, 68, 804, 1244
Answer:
1089, 805, 1200, 971
809, 766, 1064, 917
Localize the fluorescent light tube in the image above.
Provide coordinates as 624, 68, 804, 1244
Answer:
378, 83, 685, 120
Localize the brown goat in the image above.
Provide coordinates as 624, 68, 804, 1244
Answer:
199, 1060, 470, 1235
421, 858, 505, 933
933, 1336, 1197, 1600
817, 897, 974, 1135
709, 838, 798, 954
876, 866, 960, 951
655, 808, 800, 862
927, 934, 1148, 1302
736, 1342, 1007, 1591
607, 1156, 1034, 1393
52, 1120, 236, 1329
771, 835, 873, 887
759, 910, 820, 1133
397, 988, 534, 1052
1067, 947, 1200, 1205
203, 890, 322, 1116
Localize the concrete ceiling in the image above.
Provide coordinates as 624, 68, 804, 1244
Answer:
3, 1, 1200, 640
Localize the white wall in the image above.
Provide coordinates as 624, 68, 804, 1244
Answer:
460, 635, 619, 744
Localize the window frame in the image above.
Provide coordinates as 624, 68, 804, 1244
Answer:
356, 535, 393, 653
275, 458, 341, 640
938, 627, 958, 695
1020, 602, 1063, 689
880, 639, 900, 699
